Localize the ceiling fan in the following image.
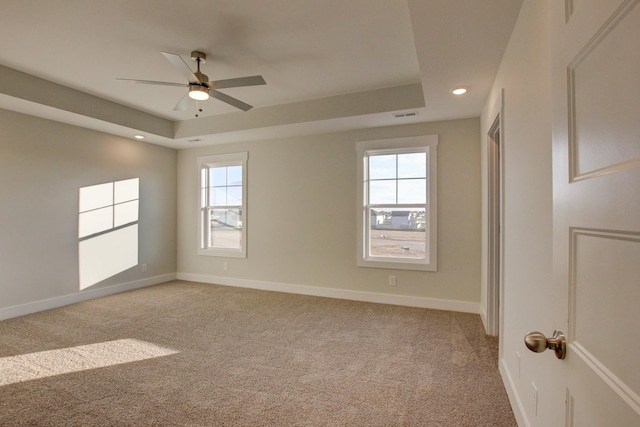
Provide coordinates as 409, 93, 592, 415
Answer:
117, 50, 266, 113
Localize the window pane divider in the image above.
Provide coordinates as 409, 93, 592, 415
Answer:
204, 205, 242, 209
368, 204, 425, 209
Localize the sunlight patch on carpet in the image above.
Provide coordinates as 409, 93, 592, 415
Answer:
0, 339, 179, 386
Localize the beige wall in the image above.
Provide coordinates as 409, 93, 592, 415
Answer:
178, 118, 481, 309
481, 1, 553, 424
0, 108, 177, 315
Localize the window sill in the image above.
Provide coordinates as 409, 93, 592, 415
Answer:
198, 249, 246, 258
357, 258, 437, 272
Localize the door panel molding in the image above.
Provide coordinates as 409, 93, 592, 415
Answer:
568, 0, 640, 182
570, 341, 640, 415
569, 227, 640, 415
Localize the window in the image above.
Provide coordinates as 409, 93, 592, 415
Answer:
356, 135, 438, 271
198, 153, 248, 257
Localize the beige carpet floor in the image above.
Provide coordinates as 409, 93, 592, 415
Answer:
0, 281, 516, 426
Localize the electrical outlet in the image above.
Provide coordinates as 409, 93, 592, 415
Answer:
223, 262, 228, 271
141, 263, 147, 272
531, 382, 538, 416
389, 275, 396, 286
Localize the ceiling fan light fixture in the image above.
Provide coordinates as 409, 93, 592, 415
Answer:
118, 50, 264, 112
189, 85, 209, 101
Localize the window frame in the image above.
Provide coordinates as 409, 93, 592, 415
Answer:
356, 135, 438, 271
197, 152, 248, 258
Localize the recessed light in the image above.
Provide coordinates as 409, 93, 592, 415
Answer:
451, 86, 470, 95
134, 135, 145, 140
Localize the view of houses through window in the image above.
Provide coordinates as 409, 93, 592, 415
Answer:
357, 135, 438, 271
366, 151, 427, 260
201, 164, 243, 250
368, 208, 427, 259
198, 152, 248, 258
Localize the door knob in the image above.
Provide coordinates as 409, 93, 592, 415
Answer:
524, 330, 566, 360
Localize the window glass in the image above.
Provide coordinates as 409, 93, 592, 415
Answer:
356, 136, 437, 271
369, 180, 396, 204
397, 153, 426, 178
227, 186, 242, 206
211, 167, 227, 186
367, 208, 425, 259
208, 208, 242, 249
369, 155, 396, 179
227, 166, 242, 185
397, 179, 426, 204
198, 153, 248, 258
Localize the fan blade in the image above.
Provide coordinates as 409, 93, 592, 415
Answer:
116, 78, 187, 87
173, 93, 192, 112
211, 75, 266, 89
161, 51, 201, 84
211, 90, 253, 111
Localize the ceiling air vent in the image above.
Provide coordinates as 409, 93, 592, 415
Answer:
393, 111, 419, 118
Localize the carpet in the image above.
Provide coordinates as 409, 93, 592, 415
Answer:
0, 281, 516, 426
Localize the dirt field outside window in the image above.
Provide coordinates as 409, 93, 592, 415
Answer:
369, 229, 426, 259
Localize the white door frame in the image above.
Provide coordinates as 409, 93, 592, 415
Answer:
486, 90, 506, 338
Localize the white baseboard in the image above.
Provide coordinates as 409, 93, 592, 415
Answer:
0, 273, 176, 321
177, 272, 480, 314
1, 272, 480, 321
480, 304, 488, 332
500, 357, 528, 427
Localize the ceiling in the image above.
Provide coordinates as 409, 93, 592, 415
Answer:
0, 0, 522, 149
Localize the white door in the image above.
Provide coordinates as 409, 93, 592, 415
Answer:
548, 0, 640, 425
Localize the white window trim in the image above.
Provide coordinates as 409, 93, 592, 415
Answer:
356, 135, 438, 272
197, 152, 248, 258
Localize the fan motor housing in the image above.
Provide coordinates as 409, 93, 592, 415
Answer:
195, 72, 209, 84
